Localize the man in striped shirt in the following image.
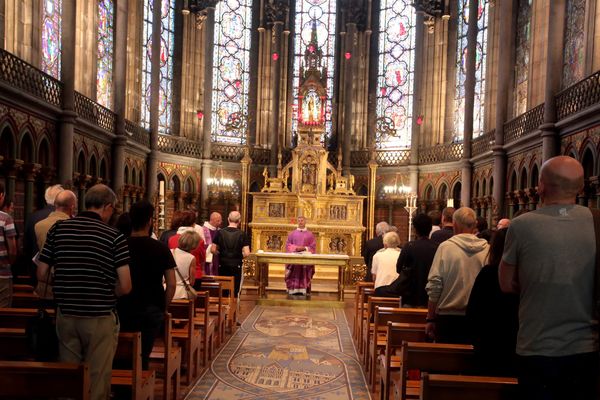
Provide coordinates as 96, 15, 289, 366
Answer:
38, 184, 132, 400
0, 182, 17, 307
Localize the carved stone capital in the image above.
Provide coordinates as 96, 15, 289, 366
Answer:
343, 0, 367, 29
3, 159, 24, 177
265, 0, 289, 25
22, 163, 42, 181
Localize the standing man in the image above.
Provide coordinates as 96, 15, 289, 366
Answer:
34, 189, 77, 300
425, 207, 488, 344
118, 200, 176, 370
430, 207, 455, 244
0, 183, 17, 307
499, 156, 598, 399
285, 216, 317, 296
363, 221, 390, 282
37, 184, 131, 400
212, 211, 250, 297
203, 212, 222, 276
24, 184, 63, 259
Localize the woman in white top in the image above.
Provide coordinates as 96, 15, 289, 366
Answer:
371, 232, 401, 289
171, 230, 200, 299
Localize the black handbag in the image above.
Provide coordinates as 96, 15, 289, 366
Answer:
26, 266, 59, 361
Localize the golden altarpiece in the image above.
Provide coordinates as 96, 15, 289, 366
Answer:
247, 24, 366, 292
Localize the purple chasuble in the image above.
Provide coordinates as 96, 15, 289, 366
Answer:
203, 225, 220, 276
285, 229, 317, 293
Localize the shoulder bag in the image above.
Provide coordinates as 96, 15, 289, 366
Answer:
173, 260, 198, 300
26, 266, 59, 361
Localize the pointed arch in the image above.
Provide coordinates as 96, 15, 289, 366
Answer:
474, 180, 480, 197
438, 182, 449, 200
169, 174, 181, 192
482, 177, 487, 196
509, 170, 518, 192
132, 167, 138, 186
38, 136, 52, 166
530, 164, 539, 188
184, 177, 195, 193
423, 184, 435, 201
451, 182, 462, 208
0, 124, 16, 159
124, 165, 130, 185
582, 146, 595, 180
99, 158, 108, 180
19, 131, 35, 163
77, 151, 86, 175
89, 154, 98, 178
519, 167, 528, 190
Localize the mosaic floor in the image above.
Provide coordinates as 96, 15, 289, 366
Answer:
188, 305, 371, 400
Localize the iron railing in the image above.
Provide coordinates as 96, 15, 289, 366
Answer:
471, 129, 495, 157
556, 69, 600, 120
158, 134, 203, 158
419, 143, 463, 164
0, 48, 62, 107
74, 91, 115, 132
504, 103, 544, 144
125, 119, 151, 147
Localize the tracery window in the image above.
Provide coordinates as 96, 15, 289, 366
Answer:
454, 0, 488, 140
563, 0, 586, 88
375, 0, 416, 149
211, 0, 253, 144
96, 0, 114, 109
41, 0, 62, 79
291, 0, 337, 142
140, 0, 154, 130
141, 0, 176, 134
514, 0, 531, 116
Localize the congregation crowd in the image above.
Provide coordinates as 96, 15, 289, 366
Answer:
362, 155, 599, 399
0, 182, 249, 400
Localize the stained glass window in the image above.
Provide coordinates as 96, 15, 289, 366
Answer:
141, 0, 154, 129
141, 0, 175, 134
375, 0, 416, 149
96, 0, 114, 109
454, 0, 489, 140
563, 0, 586, 88
291, 0, 337, 142
211, 0, 253, 144
514, 0, 531, 116
41, 0, 62, 78
158, 0, 176, 134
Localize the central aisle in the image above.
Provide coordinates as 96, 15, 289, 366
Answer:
188, 305, 371, 399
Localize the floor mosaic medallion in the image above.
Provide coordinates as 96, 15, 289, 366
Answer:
188, 305, 370, 400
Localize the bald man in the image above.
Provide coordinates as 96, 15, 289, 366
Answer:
212, 211, 250, 297
34, 190, 77, 300
203, 212, 222, 276
496, 218, 510, 230
499, 156, 598, 399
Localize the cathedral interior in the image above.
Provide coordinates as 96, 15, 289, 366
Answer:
1, 0, 599, 248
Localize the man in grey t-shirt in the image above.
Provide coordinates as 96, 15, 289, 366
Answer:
499, 156, 598, 399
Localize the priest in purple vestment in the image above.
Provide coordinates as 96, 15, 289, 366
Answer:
285, 216, 317, 295
202, 212, 222, 276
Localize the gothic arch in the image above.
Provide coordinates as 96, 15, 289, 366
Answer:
38, 136, 52, 166
0, 123, 16, 159
99, 158, 108, 180
530, 164, 539, 188
89, 154, 98, 178
423, 184, 435, 201
438, 182, 449, 201
482, 177, 487, 196
357, 184, 368, 196
519, 167, 528, 190
582, 147, 595, 179
249, 181, 260, 192
451, 182, 462, 207
76, 150, 86, 175
139, 170, 144, 188
124, 165, 130, 185
509, 169, 518, 192
184, 177, 195, 193
132, 167, 138, 186
19, 131, 35, 163
169, 174, 181, 192
474, 180, 480, 197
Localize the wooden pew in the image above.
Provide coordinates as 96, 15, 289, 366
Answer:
0, 308, 56, 361
0, 361, 90, 399
193, 291, 216, 366
205, 275, 238, 332
111, 332, 156, 400
420, 373, 518, 400
356, 287, 375, 351
0, 307, 55, 329
12, 284, 35, 293
392, 342, 476, 400
149, 313, 181, 400
10, 292, 40, 308
354, 282, 374, 340
369, 307, 427, 389
377, 321, 427, 399
198, 280, 225, 347
169, 299, 201, 383
362, 297, 401, 368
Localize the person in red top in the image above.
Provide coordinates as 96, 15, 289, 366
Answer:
168, 210, 206, 285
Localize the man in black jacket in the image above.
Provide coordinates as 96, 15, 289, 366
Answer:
362, 221, 390, 282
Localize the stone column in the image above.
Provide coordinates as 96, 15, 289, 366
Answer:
23, 163, 40, 221
269, 21, 284, 170
410, 12, 425, 192
367, 153, 378, 239
58, 0, 77, 185
200, 7, 216, 220
112, 0, 128, 197
0, 0, 5, 49
146, 0, 162, 202
492, 0, 513, 221
460, 0, 478, 207
540, 0, 566, 162
342, 23, 357, 175
240, 147, 252, 231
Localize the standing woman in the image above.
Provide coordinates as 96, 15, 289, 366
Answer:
171, 230, 200, 299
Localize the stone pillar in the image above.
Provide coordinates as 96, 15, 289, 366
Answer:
0, 0, 5, 50
492, 0, 513, 220
146, 0, 162, 202
410, 12, 425, 193
460, 0, 478, 207
240, 147, 252, 231
367, 153, 378, 239
112, 0, 128, 197
342, 22, 357, 175
269, 21, 284, 170
200, 7, 216, 220
58, 0, 77, 185
541, 0, 566, 162
23, 163, 40, 221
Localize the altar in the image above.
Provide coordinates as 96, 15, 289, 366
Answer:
254, 252, 350, 300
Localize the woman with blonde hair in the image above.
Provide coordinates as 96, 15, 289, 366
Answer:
171, 230, 201, 299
